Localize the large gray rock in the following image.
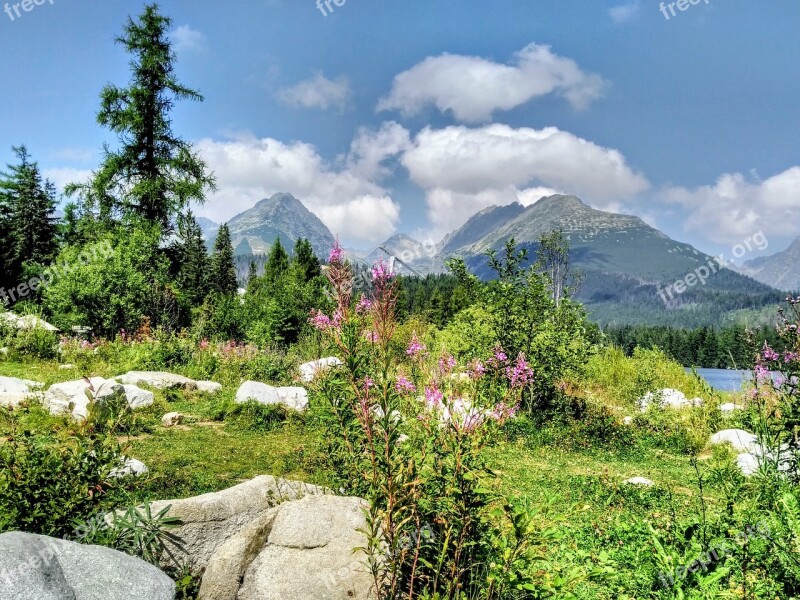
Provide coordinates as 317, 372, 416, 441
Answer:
710, 429, 759, 453
298, 357, 343, 383
109, 457, 149, 478
195, 381, 222, 395
638, 388, 700, 411
235, 382, 309, 412
0, 376, 44, 409
237, 495, 374, 600
149, 475, 325, 572
0, 531, 174, 600
115, 371, 197, 391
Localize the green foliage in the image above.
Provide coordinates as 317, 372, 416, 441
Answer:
209, 224, 238, 296
42, 227, 170, 336
172, 211, 210, 309
225, 401, 298, 433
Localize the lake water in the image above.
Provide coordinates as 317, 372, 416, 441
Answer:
688, 368, 754, 392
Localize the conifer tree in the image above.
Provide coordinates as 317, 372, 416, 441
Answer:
264, 238, 289, 285
175, 211, 209, 306
210, 224, 237, 295
66, 3, 215, 233
292, 238, 321, 282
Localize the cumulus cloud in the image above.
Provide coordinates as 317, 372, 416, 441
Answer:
377, 43, 607, 123
43, 167, 92, 192
663, 166, 800, 244
400, 124, 649, 235
169, 25, 206, 53
609, 1, 640, 24
277, 73, 353, 112
195, 129, 406, 245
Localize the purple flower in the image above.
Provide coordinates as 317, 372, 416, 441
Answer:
370, 259, 396, 284
364, 330, 379, 343
438, 354, 457, 374
754, 364, 769, 382
309, 310, 332, 331
424, 386, 443, 408
467, 359, 486, 380
406, 334, 426, 357
328, 240, 344, 265
762, 344, 779, 362
784, 351, 798, 364
505, 353, 534, 388
395, 376, 416, 394
363, 376, 375, 390
356, 294, 372, 314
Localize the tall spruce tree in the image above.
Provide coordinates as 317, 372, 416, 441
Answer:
0, 146, 58, 288
174, 211, 210, 306
66, 3, 215, 233
264, 239, 289, 285
210, 224, 237, 295
292, 238, 321, 283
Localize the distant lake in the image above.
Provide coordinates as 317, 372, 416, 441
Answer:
688, 368, 754, 392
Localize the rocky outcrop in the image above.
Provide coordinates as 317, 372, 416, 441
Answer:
235, 495, 374, 600
148, 475, 325, 573
710, 429, 759, 453
43, 377, 154, 420
638, 389, 703, 411
235, 382, 309, 412
0, 531, 174, 599
115, 371, 198, 391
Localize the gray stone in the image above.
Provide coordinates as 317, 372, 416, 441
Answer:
719, 403, 744, 414
298, 357, 342, 383
109, 457, 149, 478
235, 382, 309, 412
162, 412, 185, 427
195, 381, 222, 395
237, 495, 374, 600
0, 531, 174, 600
198, 510, 278, 600
623, 477, 654, 486
710, 429, 759, 453
148, 475, 326, 572
0, 375, 44, 394
115, 371, 197, 391
43, 377, 107, 420
638, 388, 693, 411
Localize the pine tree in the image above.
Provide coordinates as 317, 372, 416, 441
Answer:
264, 238, 289, 285
209, 224, 237, 295
66, 4, 215, 233
175, 211, 210, 306
248, 261, 258, 283
292, 238, 321, 282
0, 146, 58, 286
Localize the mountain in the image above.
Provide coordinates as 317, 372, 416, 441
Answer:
738, 237, 800, 292
364, 234, 438, 275
226, 193, 335, 258
196, 216, 220, 241
438, 195, 782, 326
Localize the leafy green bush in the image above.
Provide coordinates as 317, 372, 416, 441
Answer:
225, 401, 298, 432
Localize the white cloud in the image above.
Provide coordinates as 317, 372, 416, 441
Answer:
169, 25, 206, 53
195, 129, 406, 245
277, 73, 352, 112
377, 43, 607, 123
400, 123, 649, 235
609, 1, 640, 24
53, 148, 94, 163
663, 166, 800, 244
43, 168, 92, 193
344, 121, 412, 180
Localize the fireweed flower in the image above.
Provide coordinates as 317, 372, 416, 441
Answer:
754, 364, 769, 382
784, 351, 798, 364
762, 344, 779, 361
407, 334, 426, 357
438, 354, 457, 374
395, 376, 416, 394
467, 359, 486, 380
309, 310, 332, 331
506, 353, 534, 388
370, 259, 395, 284
363, 376, 375, 390
424, 386, 443, 408
364, 330, 380, 343
328, 240, 344, 265
356, 294, 372, 314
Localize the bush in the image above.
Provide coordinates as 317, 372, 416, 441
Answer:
225, 401, 297, 432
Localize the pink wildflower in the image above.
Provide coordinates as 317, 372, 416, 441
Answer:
395, 376, 416, 394
370, 259, 395, 284
438, 354, 457, 374
199, 339, 210, 350
467, 359, 486, 380
762, 344, 779, 361
754, 364, 769, 382
506, 353, 534, 388
328, 240, 344, 265
309, 310, 332, 331
356, 294, 372, 314
364, 330, 380, 343
424, 386, 443, 408
406, 333, 426, 357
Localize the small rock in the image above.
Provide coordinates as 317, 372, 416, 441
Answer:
195, 381, 222, 394
623, 477, 654, 486
638, 388, 692, 411
298, 357, 342, 383
719, 403, 743, 414
622, 416, 633, 425
59, 364, 77, 370
162, 412, 184, 428
109, 457, 149, 478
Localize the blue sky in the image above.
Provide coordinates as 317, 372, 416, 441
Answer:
1, 0, 799, 258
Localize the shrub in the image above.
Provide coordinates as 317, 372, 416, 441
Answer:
225, 401, 296, 432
